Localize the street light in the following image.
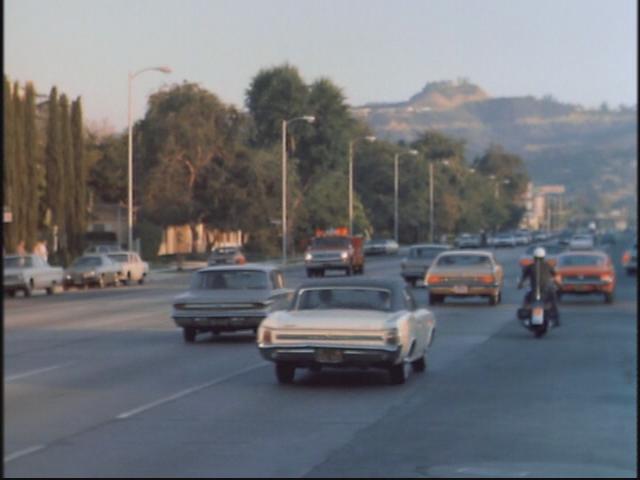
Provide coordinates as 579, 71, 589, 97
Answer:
393, 149, 419, 243
348, 136, 376, 235
128, 65, 172, 252
282, 116, 315, 264
429, 159, 450, 243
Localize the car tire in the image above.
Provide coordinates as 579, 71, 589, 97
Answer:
138, 275, 145, 285
604, 292, 614, 304
389, 362, 408, 385
489, 293, 499, 306
411, 355, 426, 373
346, 266, 353, 276
183, 327, 197, 343
275, 364, 295, 384
46, 284, 55, 295
24, 280, 33, 297
97, 275, 105, 289
408, 278, 416, 288
7, 290, 16, 298
428, 293, 442, 305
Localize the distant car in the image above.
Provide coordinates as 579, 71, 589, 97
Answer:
455, 233, 481, 248
518, 243, 566, 271
107, 251, 149, 285
424, 250, 504, 305
569, 234, 595, 250
364, 238, 399, 255
208, 246, 246, 266
257, 278, 436, 385
63, 254, 121, 289
533, 231, 549, 242
514, 232, 531, 246
401, 244, 451, 287
622, 241, 637, 275
555, 251, 616, 303
172, 265, 293, 343
493, 233, 517, 248
4, 254, 64, 297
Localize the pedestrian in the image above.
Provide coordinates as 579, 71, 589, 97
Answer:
33, 240, 48, 262
16, 240, 26, 256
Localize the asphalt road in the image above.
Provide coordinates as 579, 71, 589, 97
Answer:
4, 241, 637, 477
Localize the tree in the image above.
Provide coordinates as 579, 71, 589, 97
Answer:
59, 94, 75, 258
88, 132, 128, 204
71, 97, 86, 252
23, 82, 42, 250
13, 81, 27, 248
245, 64, 309, 147
4, 76, 17, 251
45, 87, 64, 253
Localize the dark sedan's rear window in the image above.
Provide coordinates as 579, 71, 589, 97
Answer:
410, 247, 445, 259
191, 270, 268, 290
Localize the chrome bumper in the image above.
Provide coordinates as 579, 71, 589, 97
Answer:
258, 344, 402, 368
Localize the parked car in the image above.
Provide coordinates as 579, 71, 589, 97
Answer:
455, 233, 482, 248
621, 240, 637, 276
207, 246, 246, 266
257, 277, 436, 385
533, 231, 550, 242
519, 243, 566, 271
569, 234, 595, 250
364, 238, 399, 255
424, 250, 504, 305
401, 244, 451, 287
493, 233, 517, 248
4, 254, 64, 297
514, 231, 531, 246
172, 265, 293, 343
107, 251, 149, 285
63, 254, 121, 289
554, 251, 616, 303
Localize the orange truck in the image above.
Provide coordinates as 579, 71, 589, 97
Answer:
304, 228, 365, 277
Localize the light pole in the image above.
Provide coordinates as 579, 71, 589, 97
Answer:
393, 149, 419, 244
128, 65, 171, 252
348, 136, 376, 235
282, 116, 315, 264
429, 159, 450, 243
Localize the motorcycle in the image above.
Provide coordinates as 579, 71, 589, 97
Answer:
517, 257, 557, 338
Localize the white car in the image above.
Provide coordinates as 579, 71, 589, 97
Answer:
569, 234, 595, 250
257, 278, 436, 385
4, 254, 64, 297
107, 251, 149, 285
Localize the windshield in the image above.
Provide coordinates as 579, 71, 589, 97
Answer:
4, 256, 33, 268
436, 254, 491, 267
108, 254, 128, 263
558, 255, 605, 267
72, 257, 103, 267
410, 247, 445, 259
311, 237, 350, 249
191, 270, 268, 290
296, 288, 392, 312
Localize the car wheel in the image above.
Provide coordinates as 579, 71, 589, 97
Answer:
275, 364, 295, 384
428, 293, 442, 305
489, 293, 499, 306
24, 280, 34, 297
408, 278, 416, 288
183, 327, 197, 343
138, 275, 145, 285
411, 354, 426, 373
318, 269, 325, 277
346, 266, 353, 276
46, 284, 55, 295
604, 292, 614, 304
389, 362, 408, 385
7, 290, 16, 298
97, 275, 105, 289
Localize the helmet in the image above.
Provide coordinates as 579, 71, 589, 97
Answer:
533, 247, 546, 259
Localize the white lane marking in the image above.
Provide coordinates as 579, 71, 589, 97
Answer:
116, 362, 268, 420
5, 363, 73, 382
4, 445, 46, 463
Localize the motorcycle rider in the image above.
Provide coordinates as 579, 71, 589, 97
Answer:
518, 247, 560, 326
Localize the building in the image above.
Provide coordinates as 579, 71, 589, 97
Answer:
520, 183, 566, 230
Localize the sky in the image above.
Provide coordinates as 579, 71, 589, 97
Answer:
5, 0, 637, 132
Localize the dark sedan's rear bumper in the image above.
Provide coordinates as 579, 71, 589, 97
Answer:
173, 314, 267, 331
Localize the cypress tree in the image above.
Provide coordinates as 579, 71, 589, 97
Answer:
59, 94, 75, 258
71, 97, 86, 253
24, 82, 40, 250
13, 81, 27, 249
3, 76, 16, 251
45, 87, 64, 254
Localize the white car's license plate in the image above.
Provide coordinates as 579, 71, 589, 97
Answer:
453, 285, 469, 294
315, 349, 343, 363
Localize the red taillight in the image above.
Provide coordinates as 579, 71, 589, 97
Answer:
261, 328, 272, 344
479, 274, 494, 284
426, 274, 442, 285
622, 252, 631, 265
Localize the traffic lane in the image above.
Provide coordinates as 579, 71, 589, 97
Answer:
306, 267, 637, 477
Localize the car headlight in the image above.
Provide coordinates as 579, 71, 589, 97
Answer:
601, 274, 614, 283
340, 251, 349, 260
305, 253, 313, 261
